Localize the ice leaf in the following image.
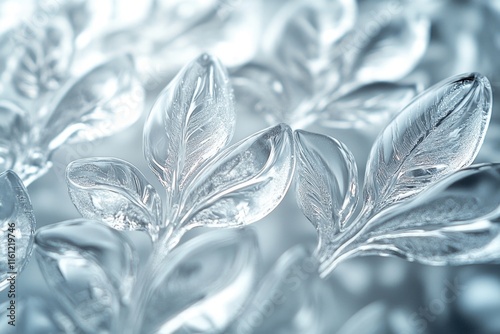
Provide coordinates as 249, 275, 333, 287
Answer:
12, 17, 74, 99
0, 101, 30, 172
231, 63, 292, 125
0, 171, 35, 291
319, 82, 419, 129
37, 55, 144, 152
364, 73, 492, 212
66, 158, 163, 240
294, 130, 359, 253
358, 164, 500, 266
140, 229, 259, 334
265, 0, 356, 86
35, 219, 137, 334
143, 53, 235, 200
179, 124, 294, 230
340, 11, 429, 86
227, 245, 334, 334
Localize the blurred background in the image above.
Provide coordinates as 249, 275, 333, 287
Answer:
2, 0, 500, 333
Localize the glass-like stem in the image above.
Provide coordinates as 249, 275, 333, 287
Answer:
122, 225, 186, 334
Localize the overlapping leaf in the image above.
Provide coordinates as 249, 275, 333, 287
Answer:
66, 158, 163, 240
179, 124, 294, 230
0, 171, 35, 291
364, 73, 491, 210
295, 130, 358, 256
35, 219, 137, 334
139, 229, 260, 334
143, 53, 235, 200
38, 55, 143, 152
0, 101, 30, 171
294, 72, 495, 277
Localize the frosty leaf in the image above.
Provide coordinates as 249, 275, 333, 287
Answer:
319, 82, 419, 129
340, 11, 429, 86
12, 17, 74, 99
356, 164, 500, 266
66, 158, 163, 240
179, 124, 294, 230
0, 101, 30, 171
0, 171, 35, 291
364, 73, 492, 211
37, 55, 144, 152
35, 219, 137, 334
227, 245, 334, 334
265, 0, 356, 85
140, 229, 259, 334
294, 130, 359, 250
143, 53, 235, 200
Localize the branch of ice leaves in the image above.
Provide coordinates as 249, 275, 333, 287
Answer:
34, 53, 296, 333
294, 72, 500, 278
232, 0, 429, 129
0, 54, 143, 185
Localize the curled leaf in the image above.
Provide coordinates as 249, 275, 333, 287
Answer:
364, 73, 492, 211
143, 53, 235, 200
319, 82, 419, 129
140, 229, 260, 334
35, 219, 137, 334
357, 164, 500, 266
179, 124, 295, 230
0, 171, 35, 291
340, 10, 429, 86
66, 158, 163, 240
37, 55, 144, 152
294, 130, 358, 256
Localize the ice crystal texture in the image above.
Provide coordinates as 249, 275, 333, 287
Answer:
233, 0, 429, 129
0, 53, 144, 185
0, 170, 35, 290
294, 72, 497, 277
43, 53, 296, 333
34, 221, 259, 334
67, 54, 295, 245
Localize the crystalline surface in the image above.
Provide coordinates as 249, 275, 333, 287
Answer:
66, 157, 163, 239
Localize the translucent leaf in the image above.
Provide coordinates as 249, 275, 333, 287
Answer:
0, 171, 35, 291
319, 82, 419, 129
294, 130, 359, 256
35, 219, 137, 334
143, 53, 235, 202
364, 73, 492, 212
12, 17, 74, 99
265, 0, 356, 85
356, 164, 500, 266
340, 11, 429, 86
37, 55, 144, 152
231, 63, 292, 125
0, 101, 30, 172
66, 158, 163, 240
179, 124, 295, 230
139, 229, 259, 334
227, 245, 334, 334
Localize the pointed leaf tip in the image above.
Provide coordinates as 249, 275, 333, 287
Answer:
143, 53, 236, 203
364, 72, 492, 212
